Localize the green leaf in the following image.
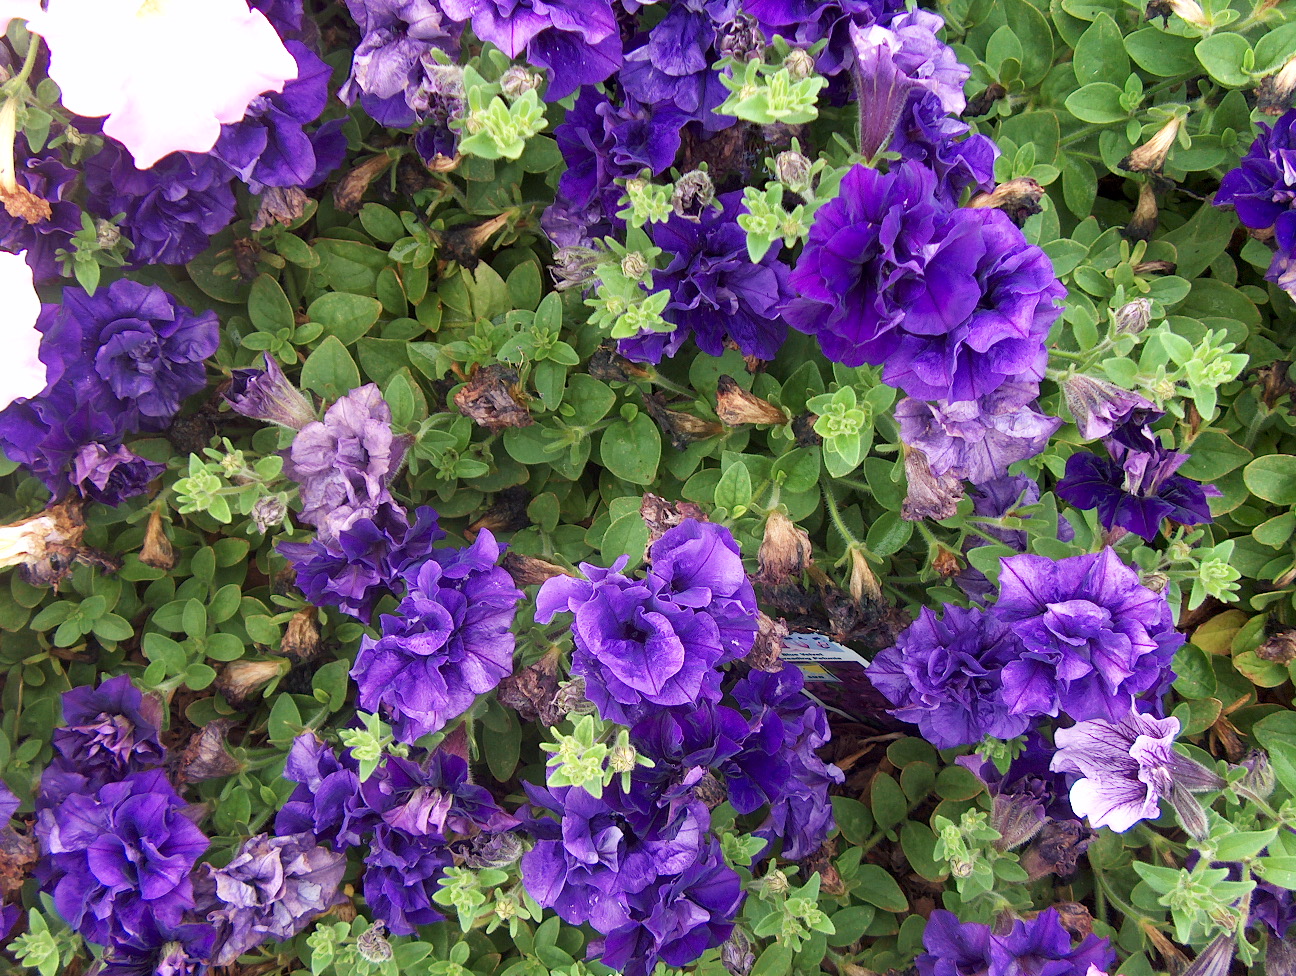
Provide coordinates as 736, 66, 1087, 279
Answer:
266, 694, 303, 744
854, 864, 909, 912
1195, 33, 1253, 87
308, 292, 382, 346
832, 796, 874, 845
248, 274, 294, 333
1074, 14, 1129, 86
301, 336, 362, 401
600, 414, 661, 485
142, 633, 188, 674
714, 461, 754, 515
1065, 82, 1128, 123
869, 771, 908, 831
1244, 455, 1296, 506
749, 945, 793, 976
1003, 0, 1054, 84
1124, 28, 1200, 76
1179, 431, 1251, 481
359, 203, 406, 243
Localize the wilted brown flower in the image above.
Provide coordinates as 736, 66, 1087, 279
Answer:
0, 182, 52, 224
792, 412, 821, 447
1257, 55, 1296, 115
1019, 819, 1095, 881
333, 154, 393, 213
468, 486, 531, 538
251, 186, 310, 231
756, 511, 812, 585
1257, 629, 1296, 664
964, 82, 1006, 117
455, 364, 533, 430
715, 375, 788, 426
745, 612, 788, 672
1123, 182, 1159, 241
849, 548, 882, 603
139, 508, 176, 570
902, 446, 964, 521
641, 493, 709, 544
281, 608, 322, 664
501, 552, 571, 587
1120, 116, 1184, 174
435, 212, 511, 269
967, 177, 1044, 227
179, 720, 246, 783
216, 659, 291, 709
642, 393, 724, 450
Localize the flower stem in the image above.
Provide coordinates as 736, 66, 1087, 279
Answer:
820, 477, 861, 548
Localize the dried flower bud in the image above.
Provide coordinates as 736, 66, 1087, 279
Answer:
1132, 259, 1176, 276
715, 375, 788, 426
1120, 116, 1184, 174
1019, 819, 1094, 881
356, 923, 393, 964
139, 508, 177, 570
251, 494, 289, 533
967, 177, 1044, 227
1257, 55, 1296, 115
501, 552, 570, 588
991, 793, 1046, 850
745, 612, 787, 672
775, 150, 813, 195
642, 393, 724, 450
964, 83, 1006, 117
497, 647, 564, 724
281, 608, 322, 664
933, 546, 961, 578
1181, 935, 1236, 976
0, 181, 51, 224
179, 720, 246, 783
554, 676, 596, 717
671, 169, 715, 219
1115, 297, 1153, 335
216, 659, 291, 709
468, 486, 531, 539
333, 154, 393, 214
849, 548, 882, 604
1053, 902, 1095, 940
1122, 181, 1159, 242
550, 245, 601, 292
784, 48, 816, 80
1257, 629, 1296, 664
756, 511, 812, 585
641, 493, 709, 543
1238, 748, 1276, 799
460, 831, 524, 869
721, 929, 756, 976
620, 250, 650, 280
455, 364, 533, 430
251, 185, 310, 231
717, 13, 765, 62
500, 66, 541, 99
792, 412, 821, 447
902, 446, 965, 522
761, 870, 790, 895
435, 212, 511, 269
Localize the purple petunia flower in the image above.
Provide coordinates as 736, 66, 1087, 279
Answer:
1051, 711, 1223, 833
96, 917, 215, 976
439, 0, 623, 101
275, 735, 370, 851
285, 385, 412, 547
51, 675, 165, 786
340, 0, 462, 127
1056, 442, 1219, 542
746, 0, 907, 77
70, 443, 164, 507
205, 832, 347, 965
620, 2, 733, 132
359, 751, 518, 838
224, 353, 317, 431
917, 907, 1114, 976
869, 604, 1031, 748
618, 192, 795, 364
1060, 374, 1156, 442
211, 41, 339, 193
782, 161, 1064, 402
351, 530, 522, 743
1216, 109, 1296, 298
0, 136, 81, 283
889, 90, 997, 207
958, 730, 1079, 828
35, 769, 209, 945
84, 142, 238, 267
895, 382, 1061, 485
279, 504, 444, 624
990, 548, 1183, 722
363, 826, 453, 935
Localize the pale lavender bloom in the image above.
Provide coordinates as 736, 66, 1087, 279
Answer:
1060, 374, 1155, 442
1051, 711, 1223, 833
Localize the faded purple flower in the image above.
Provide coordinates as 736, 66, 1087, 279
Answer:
84, 142, 238, 267
895, 382, 1061, 485
991, 548, 1183, 722
746, 0, 907, 77
224, 353, 316, 430
71, 443, 164, 507
96, 918, 215, 976
869, 604, 1030, 748
35, 769, 209, 945
51, 675, 165, 785
351, 530, 522, 743
205, 832, 347, 965
1052, 711, 1223, 833
1061, 374, 1155, 442
782, 161, 1064, 402
359, 751, 518, 838
1056, 443, 1219, 542
285, 385, 411, 547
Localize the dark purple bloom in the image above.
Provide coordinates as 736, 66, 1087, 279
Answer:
1216, 109, 1296, 294
359, 751, 518, 838
96, 918, 215, 976
211, 42, 336, 193
782, 162, 1064, 402
84, 142, 237, 267
439, 0, 622, 100
363, 826, 452, 935
917, 908, 1114, 976
275, 734, 369, 850
746, 0, 907, 77
1052, 711, 1222, 833
249, 0, 303, 35
895, 383, 1061, 485
0, 383, 123, 500
620, 3, 733, 132
956, 476, 1076, 604
35, 769, 209, 945
889, 90, 998, 207
991, 548, 1183, 722
52, 675, 165, 785
285, 385, 411, 546
1056, 444, 1219, 542
914, 910, 992, 976
205, 832, 347, 965
71, 443, 164, 506
351, 530, 522, 743
619, 192, 795, 364
224, 353, 316, 430
340, 0, 462, 127
0, 136, 81, 282
596, 843, 744, 976
869, 604, 1031, 748
957, 730, 1078, 827
1060, 374, 1155, 442
278, 504, 444, 624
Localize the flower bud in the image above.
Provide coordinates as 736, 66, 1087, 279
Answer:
1181, 935, 1236, 976
139, 508, 176, 570
775, 150, 813, 195
1120, 116, 1184, 174
966, 178, 1044, 227
1115, 297, 1153, 335
434, 212, 511, 269
1124, 182, 1159, 243
849, 547, 882, 604
721, 929, 756, 976
554, 676, 596, 717
756, 511, 812, 585
281, 607, 322, 664
717, 13, 765, 62
549, 245, 601, 292
216, 659, 291, 709
964, 83, 1006, 117
933, 547, 961, 578
179, 720, 245, 783
1237, 748, 1276, 799
94, 219, 121, 249
500, 66, 540, 99
1168, 783, 1210, 840
671, 169, 715, 220
502, 552, 570, 588
745, 612, 787, 672
991, 793, 1046, 850
251, 494, 289, 533
224, 353, 317, 430
715, 375, 788, 426
784, 48, 816, 80
460, 831, 524, 869
1060, 373, 1155, 442
333, 154, 393, 214
760, 869, 790, 895
1257, 629, 1296, 664
620, 250, 650, 280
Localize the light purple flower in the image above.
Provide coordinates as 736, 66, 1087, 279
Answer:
1061, 374, 1155, 442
